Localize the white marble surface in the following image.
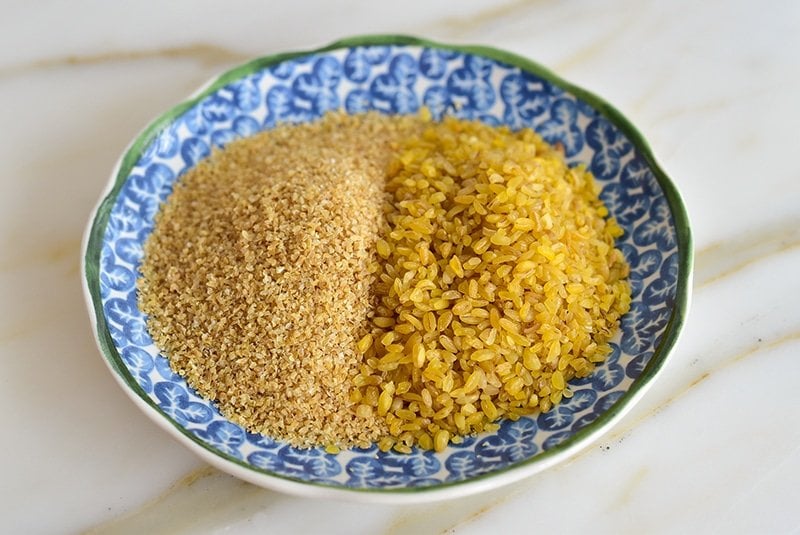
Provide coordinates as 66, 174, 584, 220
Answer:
1, 0, 798, 533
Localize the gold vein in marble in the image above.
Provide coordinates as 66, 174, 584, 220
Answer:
0, 323, 37, 345
609, 465, 649, 510
647, 86, 774, 126
601, 329, 800, 449
0, 43, 249, 79
0, 238, 80, 271
551, 8, 639, 72
627, 71, 672, 114
386, 483, 523, 535
695, 221, 800, 288
82, 466, 257, 535
436, 0, 544, 35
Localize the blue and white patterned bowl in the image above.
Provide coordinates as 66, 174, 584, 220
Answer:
82, 36, 692, 502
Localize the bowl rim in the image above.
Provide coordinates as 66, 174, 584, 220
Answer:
81, 34, 693, 502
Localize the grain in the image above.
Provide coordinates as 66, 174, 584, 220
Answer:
355, 114, 631, 452
138, 112, 419, 448
139, 109, 630, 453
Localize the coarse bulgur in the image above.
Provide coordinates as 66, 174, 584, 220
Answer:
353, 112, 631, 453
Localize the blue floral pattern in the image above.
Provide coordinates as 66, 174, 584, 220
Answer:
94, 45, 682, 489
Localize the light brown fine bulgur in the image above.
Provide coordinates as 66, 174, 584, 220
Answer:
138, 112, 418, 447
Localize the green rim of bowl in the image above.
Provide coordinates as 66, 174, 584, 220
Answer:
83, 34, 693, 497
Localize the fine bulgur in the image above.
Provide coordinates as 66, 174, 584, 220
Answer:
138, 110, 631, 452
138, 112, 418, 447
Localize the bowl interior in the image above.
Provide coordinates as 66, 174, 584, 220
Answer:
86, 37, 689, 495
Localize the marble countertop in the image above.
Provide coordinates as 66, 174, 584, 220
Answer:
1, 1, 798, 533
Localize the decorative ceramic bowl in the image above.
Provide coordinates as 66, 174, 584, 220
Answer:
82, 35, 692, 502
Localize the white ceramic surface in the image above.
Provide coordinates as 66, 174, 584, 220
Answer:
1, 0, 798, 532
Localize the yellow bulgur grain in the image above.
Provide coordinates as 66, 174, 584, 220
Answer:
356, 114, 630, 449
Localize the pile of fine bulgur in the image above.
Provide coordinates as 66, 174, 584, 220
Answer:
138, 113, 419, 447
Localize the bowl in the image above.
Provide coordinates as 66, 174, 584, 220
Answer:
82, 35, 692, 502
